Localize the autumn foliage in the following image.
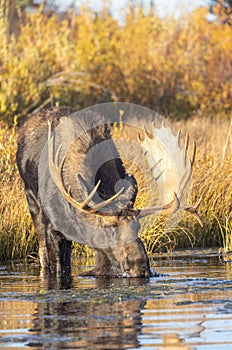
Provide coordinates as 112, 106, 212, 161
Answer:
0, 5, 232, 123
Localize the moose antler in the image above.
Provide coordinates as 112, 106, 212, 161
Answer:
137, 192, 180, 218
48, 121, 124, 213
137, 122, 203, 226
180, 197, 203, 226
48, 120, 202, 224
177, 137, 203, 226
48, 121, 180, 217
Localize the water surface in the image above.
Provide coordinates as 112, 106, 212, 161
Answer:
1, 249, 232, 349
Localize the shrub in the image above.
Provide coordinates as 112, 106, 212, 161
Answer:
1, 6, 232, 124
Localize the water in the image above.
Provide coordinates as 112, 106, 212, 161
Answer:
1, 250, 232, 350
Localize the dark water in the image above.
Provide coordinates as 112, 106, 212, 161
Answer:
1, 250, 232, 350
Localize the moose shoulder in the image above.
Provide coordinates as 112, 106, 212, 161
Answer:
16, 105, 202, 278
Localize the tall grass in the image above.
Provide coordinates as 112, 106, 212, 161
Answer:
0, 121, 37, 260
0, 117, 231, 261
217, 215, 232, 260
175, 117, 232, 251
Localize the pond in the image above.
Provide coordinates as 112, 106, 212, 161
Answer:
1, 249, 232, 350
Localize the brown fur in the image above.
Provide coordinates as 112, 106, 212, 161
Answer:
16, 107, 151, 278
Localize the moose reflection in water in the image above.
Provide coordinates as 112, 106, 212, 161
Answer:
29, 278, 147, 349
26, 276, 193, 349
3, 255, 231, 349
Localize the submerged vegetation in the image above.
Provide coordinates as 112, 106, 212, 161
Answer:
0, 2, 231, 261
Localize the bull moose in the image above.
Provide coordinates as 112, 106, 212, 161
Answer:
16, 104, 202, 278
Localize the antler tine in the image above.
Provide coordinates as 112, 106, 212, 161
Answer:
137, 132, 143, 142
177, 162, 192, 200
89, 186, 125, 213
178, 138, 198, 198
191, 141, 197, 166
184, 133, 189, 166
150, 159, 164, 181
181, 196, 203, 227
48, 121, 65, 190
177, 129, 181, 147
79, 180, 101, 209
48, 121, 125, 214
137, 192, 180, 219
151, 158, 163, 172
48, 121, 85, 210
76, 175, 104, 208
178, 139, 197, 199
192, 211, 203, 227
154, 169, 165, 181
144, 125, 154, 139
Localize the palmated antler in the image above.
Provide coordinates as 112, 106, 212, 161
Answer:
137, 123, 203, 226
48, 121, 180, 217
48, 121, 124, 214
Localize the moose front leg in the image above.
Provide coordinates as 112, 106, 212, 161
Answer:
25, 188, 72, 277
34, 216, 72, 277
37, 221, 73, 290
44, 224, 72, 276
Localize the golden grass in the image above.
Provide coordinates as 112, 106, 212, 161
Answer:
0, 176, 37, 260
0, 116, 231, 261
0, 122, 37, 261
181, 117, 232, 251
